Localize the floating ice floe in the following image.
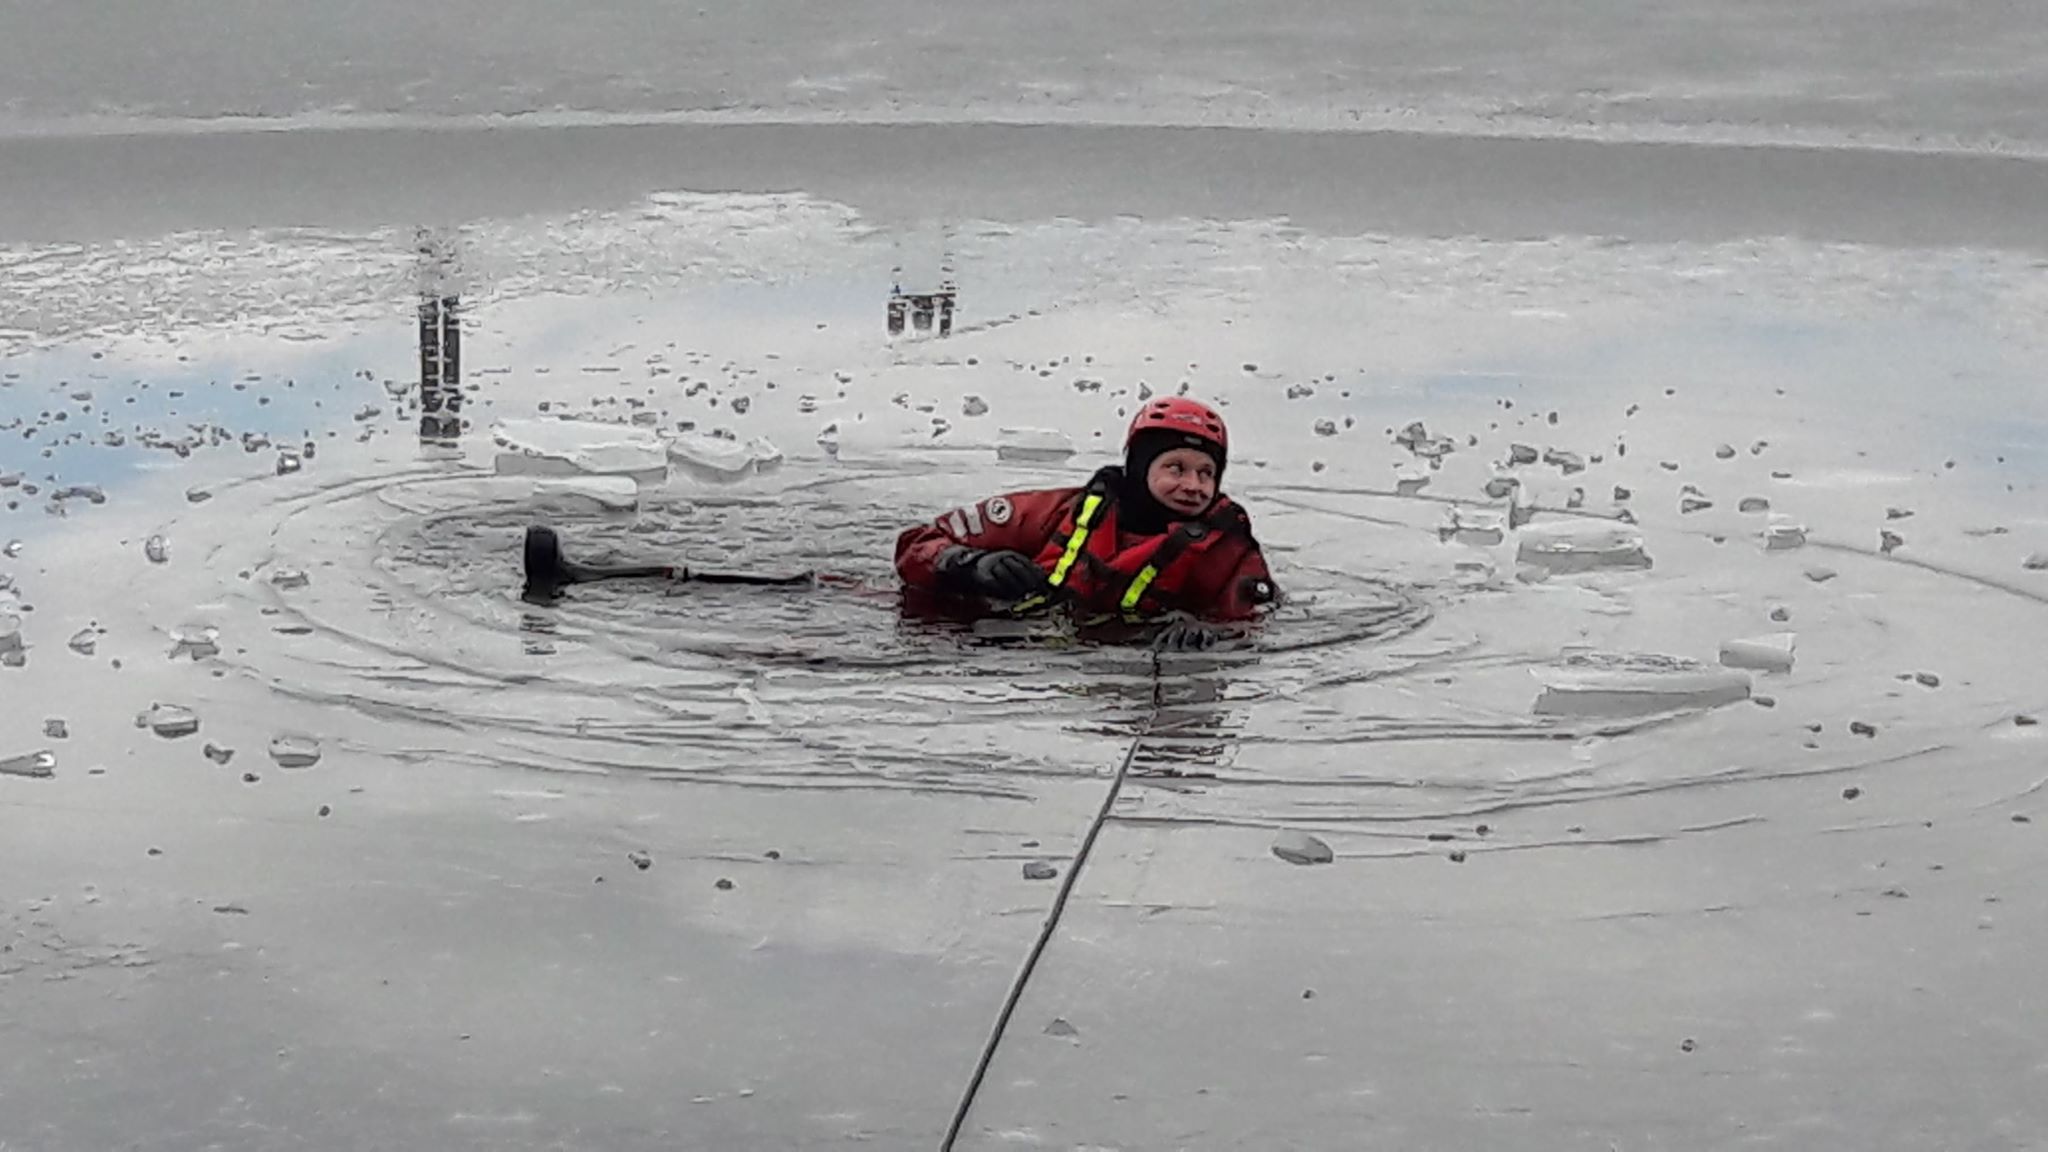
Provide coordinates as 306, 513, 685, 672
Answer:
1515, 519, 1651, 574
1720, 632, 1797, 673
2024, 552, 2048, 571
1394, 469, 1430, 497
531, 476, 640, 512
0, 614, 22, 654
1533, 652, 1751, 717
492, 418, 668, 486
995, 426, 1077, 463
666, 432, 784, 482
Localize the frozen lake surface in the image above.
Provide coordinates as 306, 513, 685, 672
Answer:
5, 5, 2048, 1149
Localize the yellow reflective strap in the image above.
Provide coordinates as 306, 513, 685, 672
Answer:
1120, 565, 1159, 612
1046, 494, 1102, 588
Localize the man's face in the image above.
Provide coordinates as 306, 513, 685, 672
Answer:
1145, 446, 1218, 519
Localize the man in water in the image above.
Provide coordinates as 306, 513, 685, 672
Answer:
895, 397, 1278, 651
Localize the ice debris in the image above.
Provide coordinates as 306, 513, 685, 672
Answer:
1394, 421, 1456, 461
144, 535, 169, 564
962, 395, 989, 418
1719, 633, 1796, 673
1022, 860, 1058, 881
1438, 509, 1506, 547
269, 568, 310, 591
168, 625, 220, 661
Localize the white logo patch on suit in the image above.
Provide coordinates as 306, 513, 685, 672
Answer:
985, 496, 1013, 526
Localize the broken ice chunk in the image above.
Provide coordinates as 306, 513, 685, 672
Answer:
1763, 519, 1807, 551
1719, 633, 1796, 673
1272, 831, 1334, 866
0, 749, 55, 778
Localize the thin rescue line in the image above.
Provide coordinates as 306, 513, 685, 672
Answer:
938, 654, 1162, 1151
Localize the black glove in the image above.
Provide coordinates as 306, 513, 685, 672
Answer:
937, 547, 1051, 600
1153, 616, 1230, 653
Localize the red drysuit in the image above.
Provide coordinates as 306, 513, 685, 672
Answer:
895, 467, 1277, 621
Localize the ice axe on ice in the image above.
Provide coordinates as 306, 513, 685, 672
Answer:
521, 525, 818, 601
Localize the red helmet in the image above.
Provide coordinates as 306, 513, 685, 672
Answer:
1126, 396, 1228, 454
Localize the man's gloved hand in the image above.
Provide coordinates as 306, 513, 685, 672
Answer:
1153, 615, 1231, 653
937, 546, 1051, 600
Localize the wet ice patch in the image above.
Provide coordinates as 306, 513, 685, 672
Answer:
1532, 652, 1751, 716
492, 418, 668, 486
